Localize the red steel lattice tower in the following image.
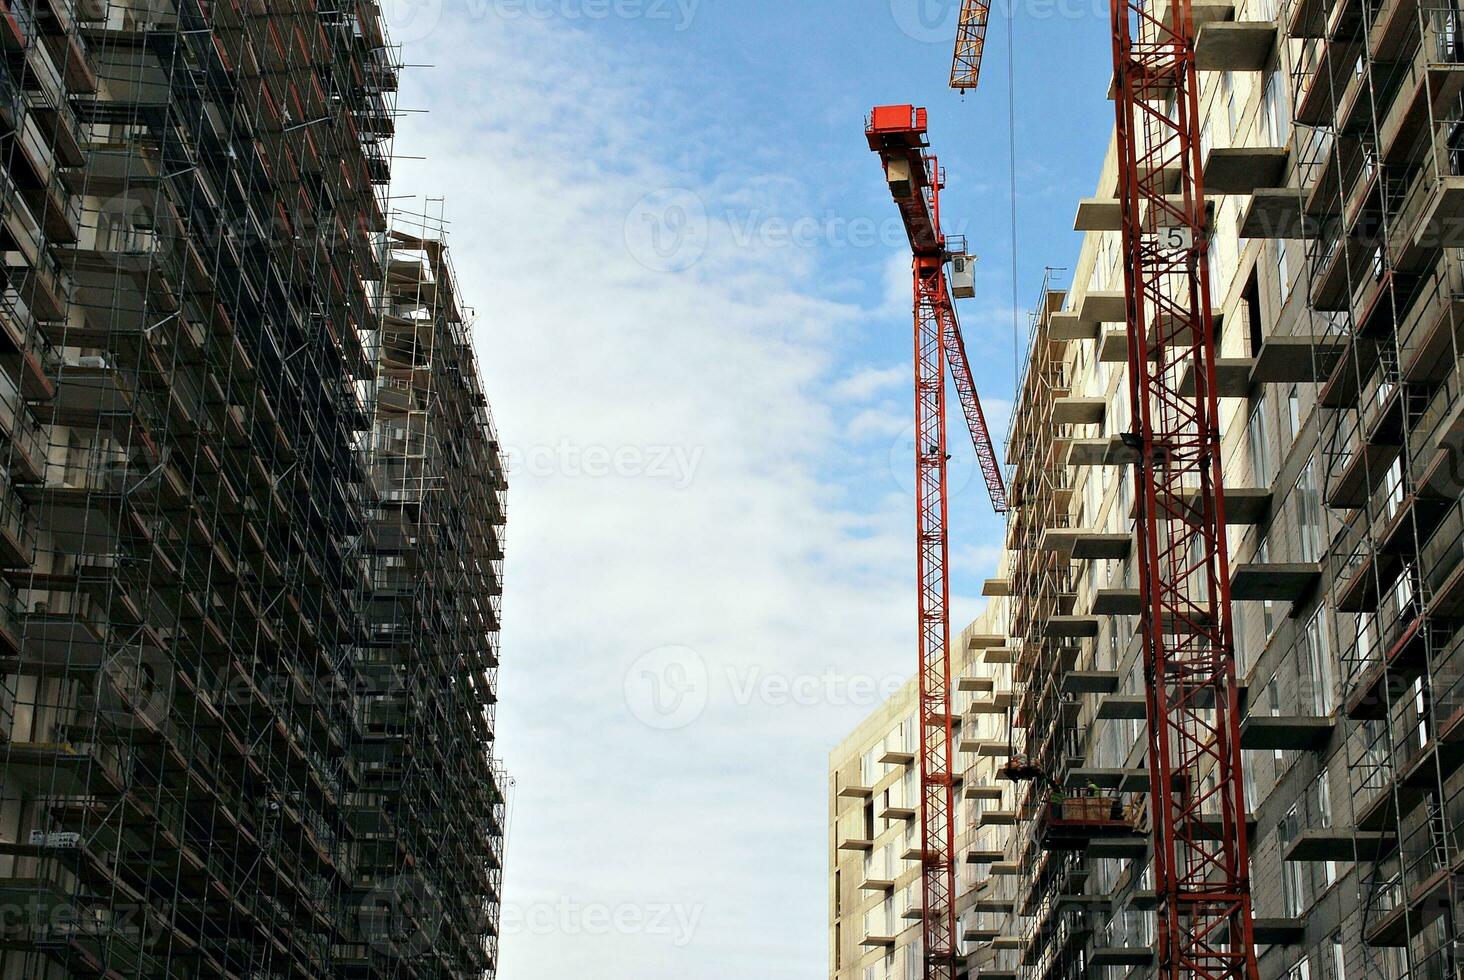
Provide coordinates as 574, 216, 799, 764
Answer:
866, 105, 1008, 980
945, 0, 1261, 977
1111, 2, 1259, 977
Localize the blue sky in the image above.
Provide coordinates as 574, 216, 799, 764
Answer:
385, 0, 1113, 976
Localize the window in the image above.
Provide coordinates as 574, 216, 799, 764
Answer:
1224, 72, 1239, 139
1314, 773, 1337, 886
903, 937, 923, 978
1249, 401, 1273, 487
1286, 385, 1302, 444
1330, 938, 1346, 980
1296, 461, 1321, 562
1304, 607, 1335, 714
861, 744, 883, 786
1276, 241, 1291, 304
1263, 70, 1290, 146
1382, 456, 1405, 522
1257, 538, 1278, 639
1279, 805, 1310, 916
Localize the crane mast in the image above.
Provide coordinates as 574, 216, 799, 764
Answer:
866, 105, 1008, 980
945, 2, 1261, 979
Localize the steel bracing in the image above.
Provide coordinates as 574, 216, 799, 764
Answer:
867, 104, 1009, 980
1110, 2, 1260, 978
0, 2, 509, 978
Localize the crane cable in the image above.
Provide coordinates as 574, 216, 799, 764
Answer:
1007, 5, 1020, 395
1005, 3, 1020, 760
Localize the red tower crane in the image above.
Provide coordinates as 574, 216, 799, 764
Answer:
866, 104, 1008, 980
949, 3, 1261, 980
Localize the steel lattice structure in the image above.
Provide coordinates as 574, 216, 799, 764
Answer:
1109, 1, 1260, 976
942, 0, 1260, 975
867, 105, 1008, 980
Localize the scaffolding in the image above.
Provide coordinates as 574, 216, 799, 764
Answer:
1286, 0, 1464, 973
0, 1, 509, 978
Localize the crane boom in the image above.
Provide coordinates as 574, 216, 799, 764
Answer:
867, 104, 1008, 980
950, 0, 992, 92
949, 3, 1261, 979
943, 308, 1008, 513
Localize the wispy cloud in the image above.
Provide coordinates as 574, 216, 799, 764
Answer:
831, 364, 906, 401
391, 12, 934, 980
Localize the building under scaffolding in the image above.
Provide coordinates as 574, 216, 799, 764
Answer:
0, 1, 509, 978
832, 0, 1464, 977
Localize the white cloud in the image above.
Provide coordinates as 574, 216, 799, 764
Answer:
390, 13, 932, 980
831, 364, 906, 402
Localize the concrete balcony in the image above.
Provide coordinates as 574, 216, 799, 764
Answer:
1095, 693, 1147, 720
1076, 290, 1124, 328
1051, 396, 1105, 425
1203, 146, 1287, 194
1128, 485, 1273, 524
1239, 187, 1313, 238
1074, 197, 1120, 232
0, 474, 35, 569
1283, 829, 1397, 863
1285, 0, 1331, 36
1177, 356, 1255, 397
0, 370, 48, 483
1091, 588, 1141, 615
1239, 715, 1335, 750
1327, 442, 1403, 509
1042, 616, 1099, 640
1091, 948, 1156, 968
1254, 919, 1307, 946
1048, 310, 1091, 341
1098, 328, 1128, 362
878, 746, 915, 766
982, 577, 1012, 597
1230, 562, 1322, 600
1060, 670, 1119, 694
1251, 334, 1349, 382
1195, 19, 1277, 70
1039, 528, 1131, 560
1380, 29, 1464, 168
1399, 266, 1464, 383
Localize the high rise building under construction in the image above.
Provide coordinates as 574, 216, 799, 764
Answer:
0, 0, 509, 977
832, 0, 1464, 977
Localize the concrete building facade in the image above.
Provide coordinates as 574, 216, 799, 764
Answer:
0, 1, 508, 977
832, 0, 1464, 976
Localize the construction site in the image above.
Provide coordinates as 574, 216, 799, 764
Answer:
0, 0, 509, 978
833, 0, 1464, 979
